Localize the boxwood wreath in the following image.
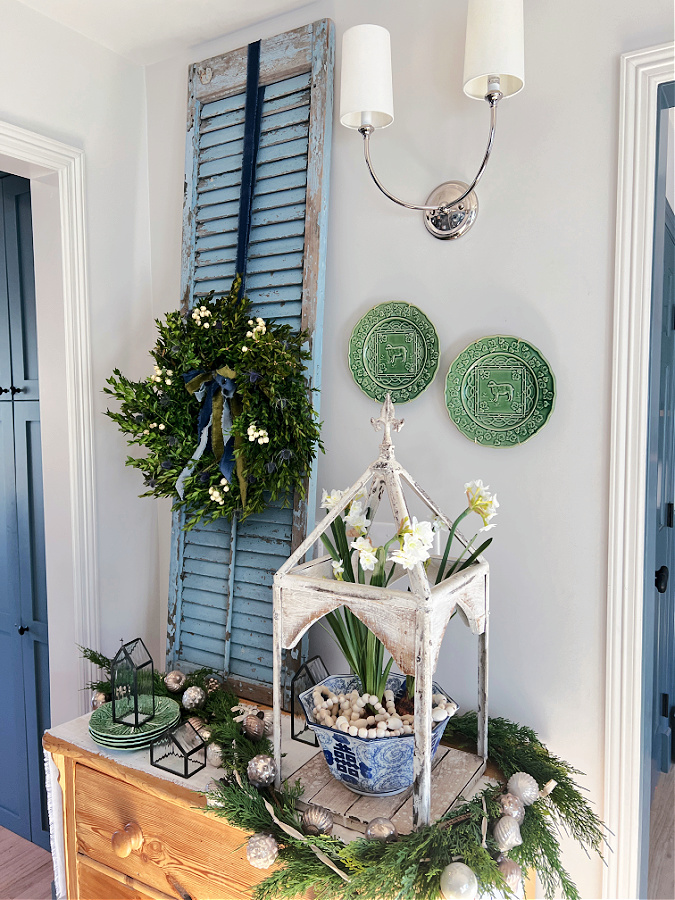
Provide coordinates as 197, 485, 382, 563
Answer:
104, 276, 323, 529
83, 649, 607, 900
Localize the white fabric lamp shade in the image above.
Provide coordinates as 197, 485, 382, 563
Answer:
463, 0, 524, 100
340, 24, 394, 129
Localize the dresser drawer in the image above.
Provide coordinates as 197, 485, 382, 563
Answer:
78, 857, 161, 899
74, 762, 260, 900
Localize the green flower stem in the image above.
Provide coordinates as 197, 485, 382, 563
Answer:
435, 508, 470, 584
456, 537, 492, 573
320, 533, 340, 562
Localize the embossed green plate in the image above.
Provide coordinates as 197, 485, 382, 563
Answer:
348, 302, 440, 403
445, 335, 556, 447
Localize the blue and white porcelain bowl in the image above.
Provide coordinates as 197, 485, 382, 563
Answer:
299, 673, 455, 796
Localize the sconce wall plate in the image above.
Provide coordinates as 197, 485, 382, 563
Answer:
349, 302, 440, 403
424, 181, 478, 240
445, 335, 555, 446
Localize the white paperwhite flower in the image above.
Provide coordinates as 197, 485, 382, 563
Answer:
320, 488, 345, 511
389, 531, 431, 570
345, 505, 370, 535
242, 346, 248, 353
351, 536, 373, 553
158, 424, 165, 430
358, 546, 378, 571
465, 480, 499, 529
165, 379, 172, 385
331, 560, 344, 580
409, 517, 434, 549
432, 516, 445, 534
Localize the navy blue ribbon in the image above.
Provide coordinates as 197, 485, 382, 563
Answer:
236, 40, 265, 295
178, 369, 237, 489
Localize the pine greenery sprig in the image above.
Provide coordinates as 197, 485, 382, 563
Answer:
103, 277, 323, 529
78, 648, 607, 900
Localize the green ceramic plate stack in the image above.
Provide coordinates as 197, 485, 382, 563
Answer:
88, 696, 181, 751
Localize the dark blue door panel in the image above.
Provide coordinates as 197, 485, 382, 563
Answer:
0, 173, 50, 849
0, 402, 31, 840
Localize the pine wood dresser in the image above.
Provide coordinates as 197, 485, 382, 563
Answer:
42, 714, 317, 900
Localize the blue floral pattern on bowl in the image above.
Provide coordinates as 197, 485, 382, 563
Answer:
299, 673, 455, 796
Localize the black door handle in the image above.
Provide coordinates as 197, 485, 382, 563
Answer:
9, 386, 22, 395
655, 565, 669, 594
0, 386, 8, 395
18, 625, 29, 635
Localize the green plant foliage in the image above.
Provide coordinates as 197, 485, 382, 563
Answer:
80, 647, 607, 900
103, 277, 323, 529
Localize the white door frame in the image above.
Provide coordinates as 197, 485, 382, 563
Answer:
0, 120, 100, 719
604, 42, 675, 900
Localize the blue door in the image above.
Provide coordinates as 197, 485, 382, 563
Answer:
652, 203, 675, 775
0, 173, 51, 850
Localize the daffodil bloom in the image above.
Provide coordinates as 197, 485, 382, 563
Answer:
331, 560, 344, 580
408, 516, 434, 549
465, 479, 499, 529
320, 488, 345, 511
344, 505, 370, 535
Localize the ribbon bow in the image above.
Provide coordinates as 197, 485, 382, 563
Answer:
176, 365, 247, 506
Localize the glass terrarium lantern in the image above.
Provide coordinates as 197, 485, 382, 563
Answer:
290, 655, 329, 745
150, 721, 206, 778
111, 638, 155, 727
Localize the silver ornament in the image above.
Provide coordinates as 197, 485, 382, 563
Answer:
246, 833, 279, 869
439, 862, 478, 900
91, 691, 108, 710
181, 685, 206, 710
498, 858, 523, 892
493, 815, 523, 852
164, 670, 186, 692
507, 771, 539, 806
499, 791, 526, 825
365, 817, 398, 843
301, 805, 334, 836
243, 713, 266, 741
206, 742, 224, 768
247, 754, 277, 788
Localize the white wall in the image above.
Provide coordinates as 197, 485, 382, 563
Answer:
0, 0, 157, 726
145, 2, 673, 896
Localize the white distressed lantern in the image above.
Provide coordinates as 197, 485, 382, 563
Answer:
273, 396, 489, 828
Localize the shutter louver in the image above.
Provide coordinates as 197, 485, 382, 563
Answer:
167, 21, 334, 706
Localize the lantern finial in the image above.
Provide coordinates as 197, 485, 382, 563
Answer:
371, 394, 404, 459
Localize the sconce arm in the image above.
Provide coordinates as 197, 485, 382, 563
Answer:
359, 91, 501, 213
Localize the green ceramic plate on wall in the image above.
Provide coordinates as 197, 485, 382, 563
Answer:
445, 335, 556, 447
348, 301, 440, 403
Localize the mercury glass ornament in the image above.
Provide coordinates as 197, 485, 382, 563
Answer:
247, 754, 277, 788
493, 815, 523, 852
439, 862, 478, 900
498, 791, 526, 825
243, 713, 265, 741
91, 691, 107, 710
246, 833, 279, 869
301, 805, 334, 836
498, 858, 523, 892
206, 742, 224, 768
365, 817, 398, 843
181, 685, 206, 710
164, 670, 186, 693
507, 772, 539, 806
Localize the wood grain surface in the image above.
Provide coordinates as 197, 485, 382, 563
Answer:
0, 825, 53, 900
74, 763, 259, 900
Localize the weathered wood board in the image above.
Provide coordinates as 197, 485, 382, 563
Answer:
288, 746, 486, 835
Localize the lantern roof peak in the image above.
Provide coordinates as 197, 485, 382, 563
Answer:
371, 394, 404, 460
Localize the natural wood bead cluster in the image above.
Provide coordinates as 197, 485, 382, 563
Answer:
311, 686, 457, 739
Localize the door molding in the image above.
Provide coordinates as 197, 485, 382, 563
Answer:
605, 42, 674, 900
0, 120, 100, 715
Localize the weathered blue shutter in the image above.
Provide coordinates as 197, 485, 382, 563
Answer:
167, 21, 334, 705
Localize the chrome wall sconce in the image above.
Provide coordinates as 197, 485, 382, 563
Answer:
339, 0, 524, 240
